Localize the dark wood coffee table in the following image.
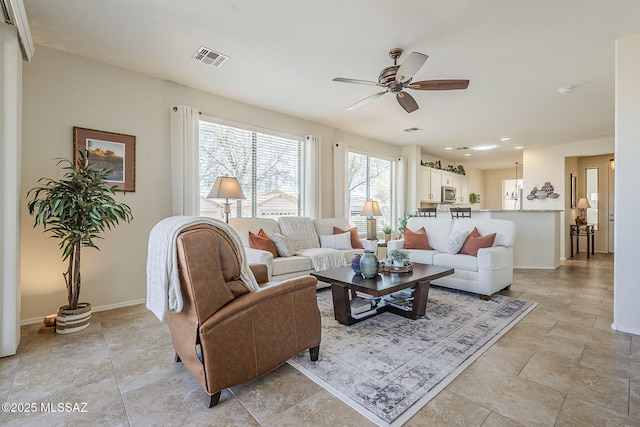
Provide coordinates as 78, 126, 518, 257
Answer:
312, 263, 454, 325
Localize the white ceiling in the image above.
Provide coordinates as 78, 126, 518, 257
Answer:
22, 0, 640, 169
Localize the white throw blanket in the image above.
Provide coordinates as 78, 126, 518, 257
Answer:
296, 248, 347, 271
146, 216, 259, 321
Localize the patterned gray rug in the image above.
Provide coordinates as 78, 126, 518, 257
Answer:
289, 286, 536, 426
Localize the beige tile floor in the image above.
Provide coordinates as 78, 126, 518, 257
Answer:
2, 253, 639, 426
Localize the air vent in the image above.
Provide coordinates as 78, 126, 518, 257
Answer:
404, 127, 422, 133
456, 146, 470, 150
192, 46, 229, 68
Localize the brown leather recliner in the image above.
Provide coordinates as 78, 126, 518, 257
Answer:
166, 223, 321, 407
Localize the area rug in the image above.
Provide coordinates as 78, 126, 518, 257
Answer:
288, 286, 536, 426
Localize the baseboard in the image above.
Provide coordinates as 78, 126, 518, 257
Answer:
20, 298, 146, 326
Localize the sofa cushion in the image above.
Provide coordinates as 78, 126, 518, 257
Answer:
433, 252, 479, 272
333, 226, 364, 249
406, 249, 438, 264
278, 217, 320, 251
404, 227, 433, 249
229, 218, 281, 247
320, 232, 352, 250
451, 218, 515, 248
459, 227, 497, 256
443, 230, 469, 254
406, 217, 454, 252
249, 229, 278, 258
270, 232, 296, 257
272, 256, 313, 276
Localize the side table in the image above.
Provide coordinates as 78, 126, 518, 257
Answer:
570, 224, 595, 258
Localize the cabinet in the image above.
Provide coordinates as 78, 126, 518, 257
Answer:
416, 167, 431, 202
458, 176, 469, 203
441, 171, 453, 187
429, 169, 441, 202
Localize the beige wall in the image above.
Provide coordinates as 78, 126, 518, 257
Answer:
20, 46, 402, 322
483, 167, 518, 210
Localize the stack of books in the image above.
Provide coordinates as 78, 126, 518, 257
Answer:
383, 289, 415, 311
350, 295, 382, 319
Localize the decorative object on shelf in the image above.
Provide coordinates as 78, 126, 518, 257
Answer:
351, 253, 362, 274
469, 193, 480, 204
207, 176, 246, 223
526, 181, 559, 201
73, 127, 136, 192
382, 225, 393, 242
576, 197, 591, 222
26, 150, 133, 334
362, 200, 382, 240
359, 250, 379, 279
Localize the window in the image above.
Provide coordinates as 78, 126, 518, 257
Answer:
585, 167, 598, 230
347, 151, 394, 235
199, 119, 303, 219
502, 179, 523, 210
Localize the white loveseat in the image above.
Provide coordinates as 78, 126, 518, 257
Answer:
387, 217, 516, 299
229, 217, 370, 282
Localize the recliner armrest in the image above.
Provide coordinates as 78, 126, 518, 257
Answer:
387, 239, 405, 250
249, 264, 269, 284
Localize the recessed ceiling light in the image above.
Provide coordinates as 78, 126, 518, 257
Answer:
500, 137, 511, 142
514, 146, 524, 149
464, 153, 472, 157
404, 127, 422, 133
472, 144, 498, 151
445, 147, 453, 150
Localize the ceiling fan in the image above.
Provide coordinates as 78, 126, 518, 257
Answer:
333, 48, 469, 113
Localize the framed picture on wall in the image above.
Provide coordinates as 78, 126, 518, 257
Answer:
73, 127, 136, 192
570, 173, 576, 208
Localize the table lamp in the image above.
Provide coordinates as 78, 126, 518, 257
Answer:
576, 197, 591, 224
361, 200, 382, 240
207, 176, 246, 223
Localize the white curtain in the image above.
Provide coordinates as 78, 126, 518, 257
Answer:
334, 142, 348, 218
304, 135, 322, 218
170, 105, 200, 216
396, 157, 407, 225
1, 23, 22, 357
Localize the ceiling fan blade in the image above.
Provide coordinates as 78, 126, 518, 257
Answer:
346, 91, 387, 111
396, 92, 419, 113
333, 77, 385, 87
409, 79, 470, 90
396, 52, 428, 83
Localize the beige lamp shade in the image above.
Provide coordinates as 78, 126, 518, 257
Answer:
576, 198, 591, 209
207, 176, 246, 200
361, 200, 382, 217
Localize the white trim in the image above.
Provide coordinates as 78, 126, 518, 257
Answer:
3, 0, 34, 60
20, 299, 146, 326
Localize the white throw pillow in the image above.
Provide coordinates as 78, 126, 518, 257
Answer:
443, 230, 470, 254
319, 232, 352, 250
270, 232, 296, 257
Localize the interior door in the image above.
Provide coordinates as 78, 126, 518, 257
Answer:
608, 162, 615, 253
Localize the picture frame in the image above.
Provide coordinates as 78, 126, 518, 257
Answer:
73, 127, 136, 192
570, 173, 576, 208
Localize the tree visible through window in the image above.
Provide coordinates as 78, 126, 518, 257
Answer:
347, 152, 394, 235
199, 119, 302, 219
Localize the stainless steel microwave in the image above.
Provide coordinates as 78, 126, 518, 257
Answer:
441, 186, 456, 203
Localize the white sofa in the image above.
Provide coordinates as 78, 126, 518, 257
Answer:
387, 217, 516, 299
229, 217, 371, 282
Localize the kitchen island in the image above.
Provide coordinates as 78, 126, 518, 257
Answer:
471, 209, 562, 269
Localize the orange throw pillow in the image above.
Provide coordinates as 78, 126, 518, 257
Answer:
459, 227, 497, 256
249, 229, 278, 258
404, 227, 433, 250
334, 226, 364, 249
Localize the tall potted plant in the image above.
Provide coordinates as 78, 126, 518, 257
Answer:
27, 150, 133, 334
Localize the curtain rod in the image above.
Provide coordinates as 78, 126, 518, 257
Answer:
172, 106, 202, 114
